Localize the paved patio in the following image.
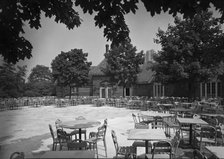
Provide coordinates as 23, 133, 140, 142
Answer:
0, 104, 201, 158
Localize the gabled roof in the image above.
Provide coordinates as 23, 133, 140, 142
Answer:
89, 59, 107, 76
89, 59, 155, 83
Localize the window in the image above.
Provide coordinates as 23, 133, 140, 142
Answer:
200, 82, 222, 98
153, 83, 164, 97
126, 88, 130, 96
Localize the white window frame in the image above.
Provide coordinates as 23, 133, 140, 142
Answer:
200, 81, 221, 98
153, 83, 165, 97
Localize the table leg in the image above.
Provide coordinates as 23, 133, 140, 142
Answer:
145, 141, 149, 153
189, 124, 192, 145
79, 128, 82, 140
145, 141, 149, 159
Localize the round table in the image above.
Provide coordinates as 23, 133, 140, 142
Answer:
59, 118, 101, 140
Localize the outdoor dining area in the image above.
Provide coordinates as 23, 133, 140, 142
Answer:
6, 96, 224, 159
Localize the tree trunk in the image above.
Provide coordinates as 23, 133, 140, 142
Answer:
69, 86, 71, 99
61, 85, 64, 98
123, 86, 125, 97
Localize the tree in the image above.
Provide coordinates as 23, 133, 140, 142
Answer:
26, 65, 54, 96
104, 42, 144, 97
2, 0, 224, 64
51, 49, 92, 98
28, 65, 52, 83
0, 62, 27, 97
152, 10, 224, 98
16, 65, 27, 96
0, 0, 81, 64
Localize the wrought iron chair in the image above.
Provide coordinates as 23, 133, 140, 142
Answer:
86, 119, 107, 158
111, 130, 136, 159
196, 125, 217, 151
132, 113, 149, 129
146, 140, 172, 159
57, 128, 71, 150
193, 149, 207, 159
49, 124, 60, 151
10, 152, 25, 159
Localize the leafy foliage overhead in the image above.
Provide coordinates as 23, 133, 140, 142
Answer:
2, 0, 224, 64
51, 49, 92, 88
0, 62, 27, 97
104, 42, 144, 88
152, 10, 224, 84
0, 0, 81, 64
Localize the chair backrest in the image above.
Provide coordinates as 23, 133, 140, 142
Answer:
216, 126, 223, 145
111, 130, 119, 154
193, 149, 207, 159
200, 125, 217, 141
171, 130, 181, 154
67, 139, 87, 150
152, 116, 163, 129
97, 121, 107, 140
49, 124, 55, 140
104, 118, 108, 126
57, 129, 69, 141
137, 113, 142, 122
10, 152, 25, 159
135, 123, 149, 129
152, 140, 172, 159
206, 118, 219, 127
132, 113, 138, 124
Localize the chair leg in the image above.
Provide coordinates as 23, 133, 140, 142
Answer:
96, 142, 98, 159
104, 139, 107, 157
52, 143, 55, 151
55, 143, 58, 151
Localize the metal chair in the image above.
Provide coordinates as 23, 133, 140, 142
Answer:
132, 116, 151, 152
196, 125, 217, 151
10, 152, 25, 159
146, 140, 172, 159
55, 119, 86, 140
49, 124, 60, 151
193, 149, 207, 159
111, 130, 136, 159
86, 119, 107, 158
57, 128, 71, 150
151, 116, 163, 129
132, 113, 149, 129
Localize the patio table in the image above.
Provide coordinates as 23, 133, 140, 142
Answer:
59, 118, 100, 140
177, 117, 208, 146
181, 102, 193, 108
170, 108, 193, 113
157, 103, 174, 111
39, 150, 95, 158
205, 146, 224, 159
127, 129, 167, 157
200, 113, 224, 118
141, 111, 174, 118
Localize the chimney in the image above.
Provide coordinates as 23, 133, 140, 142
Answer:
105, 44, 109, 53
145, 50, 150, 63
145, 50, 155, 63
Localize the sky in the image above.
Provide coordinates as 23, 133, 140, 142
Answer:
15, 2, 175, 77
15, 2, 220, 78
